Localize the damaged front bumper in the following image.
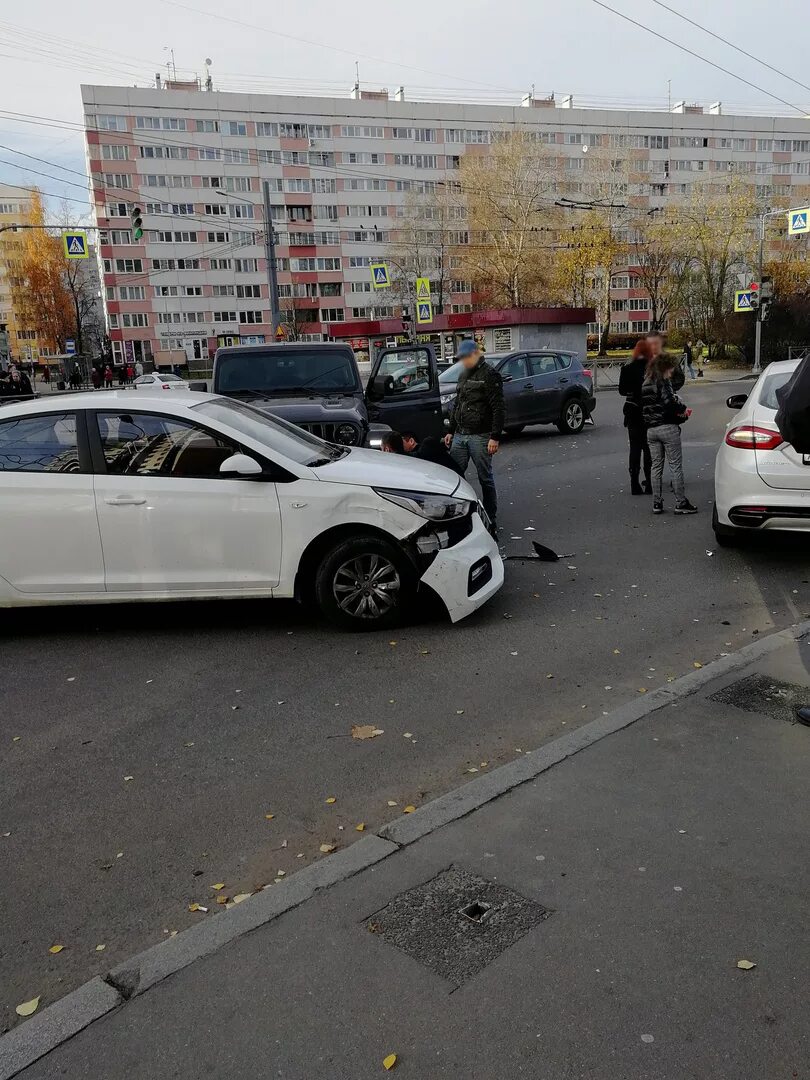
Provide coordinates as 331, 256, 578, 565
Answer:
414, 510, 504, 623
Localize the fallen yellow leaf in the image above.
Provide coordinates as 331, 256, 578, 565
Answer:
613, 649, 621, 655
15, 996, 40, 1017
736, 959, 756, 970
637, 688, 648, 694
188, 903, 208, 913
351, 725, 384, 740
319, 843, 337, 853
355, 823, 366, 832
216, 895, 229, 905
211, 883, 226, 891
389, 641, 397, 646
383, 1053, 398, 1070
403, 805, 416, 814
325, 797, 337, 804
48, 945, 64, 954
95, 944, 106, 952
387, 800, 398, 807
693, 661, 703, 669
265, 813, 275, 820
232, 893, 251, 904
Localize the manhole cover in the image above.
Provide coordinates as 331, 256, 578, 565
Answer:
365, 866, 550, 985
710, 673, 810, 723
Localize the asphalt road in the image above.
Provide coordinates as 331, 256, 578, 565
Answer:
3, 378, 809, 1031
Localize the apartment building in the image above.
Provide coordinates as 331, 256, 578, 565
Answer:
81, 84, 810, 366
0, 184, 47, 366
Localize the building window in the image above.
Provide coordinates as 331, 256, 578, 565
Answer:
341, 125, 384, 138
234, 258, 258, 272
154, 286, 179, 297
122, 312, 148, 328
204, 203, 227, 216
222, 121, 248, 136
236, 284, 261, 298
114, 259, 143, 273
210, 259, 232, 270
239, 310, 264, 323
313, 178, 337, 194
255, 122, 277, 136
134, 116, 160, 129
279, 122, 308, 138
196, 119, 219, 133
343, 152, 385, 165
445, 129, 490, 143
223, 148, 250, 164
94, 115, 127, 131
213, 311, 238, 322
101, 144, 129, 160
212, 285, 234, 296
320, 308, 345, 322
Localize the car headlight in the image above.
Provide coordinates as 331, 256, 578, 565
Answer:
375, 488, 472, 521
335, 423, 359, 445
440, 393, 456, 405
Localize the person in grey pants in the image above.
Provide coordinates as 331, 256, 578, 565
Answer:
641, 355, 697, 515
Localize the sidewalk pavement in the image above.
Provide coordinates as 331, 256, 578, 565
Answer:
6, 627, 810, 1080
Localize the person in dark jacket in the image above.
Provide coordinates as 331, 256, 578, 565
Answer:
619, 338, 653, 495
642, 355, 697, 515
443, 340, 504, 531
381, 430, 463, 475
648, 331, 684, 391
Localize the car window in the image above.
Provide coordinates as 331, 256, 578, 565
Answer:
500, 356, 528, 380
0, 412, 79, 472
557, 354, 573, 369
759, 370, 794, 410
134, 376, 151, 385
375, 348, 433, 394
216, 348, 358, 394
528, 354, 558, 376
96, 412, 238, 478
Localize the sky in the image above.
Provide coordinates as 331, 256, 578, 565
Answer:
1, 0, 810, 221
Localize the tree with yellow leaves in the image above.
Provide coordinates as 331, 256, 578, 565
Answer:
455, 132, 559, 308
9, 190, 75, 355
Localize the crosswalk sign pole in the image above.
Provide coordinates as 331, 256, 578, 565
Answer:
753, 214, 766, 374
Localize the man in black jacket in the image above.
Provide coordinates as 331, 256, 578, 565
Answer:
618, 344, 652, 495
443, 340, 504, 531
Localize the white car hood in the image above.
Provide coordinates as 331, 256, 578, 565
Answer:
315, 446, 464, 497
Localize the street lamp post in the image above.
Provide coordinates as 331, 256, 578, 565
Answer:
751, 204, 807, 375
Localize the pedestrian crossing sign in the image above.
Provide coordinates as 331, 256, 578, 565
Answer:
788, 208, 810, 235
370, 262, 390, 289
734, 290, 753, 312
416, 300, 433, 324
62, 231, 88, 259
415, 277, 431, 300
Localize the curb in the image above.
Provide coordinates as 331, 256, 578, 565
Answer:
3, 620, 808, 1078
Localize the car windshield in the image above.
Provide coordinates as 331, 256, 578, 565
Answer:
192, 397, 346, 467
759, 370, 795, 411
215, 348, 358, 395
439, 355, 507, 386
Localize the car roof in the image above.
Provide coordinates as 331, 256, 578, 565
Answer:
759, 359, 800, 375
214, 342, 354, 357
0, 390, 216, 417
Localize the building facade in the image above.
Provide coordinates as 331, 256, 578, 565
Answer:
81, 84, 810, 367
0, 184, 47, 366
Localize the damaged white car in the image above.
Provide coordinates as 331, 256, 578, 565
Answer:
0, 392, 503, 629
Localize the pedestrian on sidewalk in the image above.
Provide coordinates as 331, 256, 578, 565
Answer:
103, 364, 114, 389
41, 365, 50, 385
619, 339, 653, 495
91, 366, 102, 390
69, 362, 82, 390
642, 354, 697, 515
683, 340, 698, 381
444, 340, 504, 534
135, 360, 144, 378
647, 331, 685, 391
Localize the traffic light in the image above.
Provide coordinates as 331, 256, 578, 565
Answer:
760, 275, 773, 301
401, 308, 412, 331
130, 206, 143, 241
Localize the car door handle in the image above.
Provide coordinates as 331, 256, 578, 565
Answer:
523, 383, 535, 390
559, 378, 570, 384
104, 495, 147, 506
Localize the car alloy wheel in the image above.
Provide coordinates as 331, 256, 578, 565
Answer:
332, 553, 401, 620
562, 400, 584, 433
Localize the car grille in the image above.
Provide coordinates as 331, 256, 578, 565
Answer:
299, 421, 360, 444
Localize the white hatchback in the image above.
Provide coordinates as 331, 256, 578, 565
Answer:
0, 392, 502, 628
133, 372, 188, 391
714, 359, 810, 544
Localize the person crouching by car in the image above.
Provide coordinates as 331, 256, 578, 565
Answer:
381, 430, 463, 474
443, 340, 504, 534
642, 354, 697, 516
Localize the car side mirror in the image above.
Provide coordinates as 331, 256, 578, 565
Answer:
726, 393, 748, 410
220, 453, 263, 477
366, 375, 391, 401
188, 380, 208, 392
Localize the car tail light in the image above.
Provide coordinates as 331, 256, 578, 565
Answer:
161, 383, 171, 389
725, 425, 784, 450
581, 368, 592, 380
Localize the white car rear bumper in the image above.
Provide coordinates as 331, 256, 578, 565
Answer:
418, 512, 504, 622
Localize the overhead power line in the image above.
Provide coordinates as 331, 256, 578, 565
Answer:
647, 0, 810, 97
591, 0, 808, 116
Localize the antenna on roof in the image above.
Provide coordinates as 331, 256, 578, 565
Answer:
354, 60, 360, 93
204, 57, 213, 91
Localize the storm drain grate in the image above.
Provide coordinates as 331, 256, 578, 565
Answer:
365, 866, 550, 986
710, 673, 810, 724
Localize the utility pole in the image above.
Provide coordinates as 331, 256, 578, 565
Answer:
262, 180, 281, 340
753, 213, 765, 375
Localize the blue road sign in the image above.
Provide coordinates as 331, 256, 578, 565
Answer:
62, 231, 88, 259
370, 262, 391, 289
65, 339, 76, 355
788, 209, 810, 235
734, 290, 753, 312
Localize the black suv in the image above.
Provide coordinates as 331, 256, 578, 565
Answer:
191, 341, 449, 447
440, 350, 596, 435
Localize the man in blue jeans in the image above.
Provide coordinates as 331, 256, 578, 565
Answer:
443, 340, 505, 535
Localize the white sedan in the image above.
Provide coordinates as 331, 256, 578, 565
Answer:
0, 392, 502, 628
133, 372, 188, 391
714, 358, 810, 544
